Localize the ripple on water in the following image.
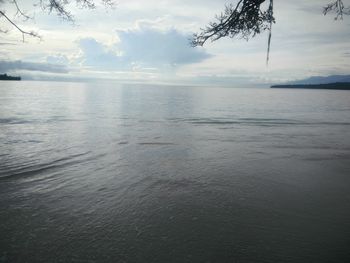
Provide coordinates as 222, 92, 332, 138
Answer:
0, 152, 92, 181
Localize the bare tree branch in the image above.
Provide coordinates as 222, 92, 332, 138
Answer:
0, 0, 115, 41
324, 0, 350, 19
12, 0, 32, 20
192, 0, 349, 65
0, 10, 40, 42
191, 0, 271, 47
39, 0, 74, 21
38, 0, 115, 22
191, 0, 274, 64
266, 0, 273, 65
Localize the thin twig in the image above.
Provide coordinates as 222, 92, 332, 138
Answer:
0, 10, 40, 42
13, 0, 31, 20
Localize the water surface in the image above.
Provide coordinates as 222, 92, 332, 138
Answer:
1, 81, 350, 262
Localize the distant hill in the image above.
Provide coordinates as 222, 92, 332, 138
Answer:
270, 74, 350, 90
288, 75, 350, 85
271, 82, 350, 90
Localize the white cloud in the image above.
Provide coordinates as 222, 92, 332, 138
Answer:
115, 23, 211, 66
76, 38, 122, 69
46, 54, 69, 65
75, 22, 211, 72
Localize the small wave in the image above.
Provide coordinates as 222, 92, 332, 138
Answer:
0, 152, 91, 180
314, 122, 350, 126
44, 117, 83, 124
0, 117, 32, 125
0, 117, 82, 125
138, 142, 175, 146
302, 153, 350, 161
183, 117, 350, 127
148, 178, 201, 191
127, 177, 202, 194
2, 139, 43, 145
186, 117, 301, 126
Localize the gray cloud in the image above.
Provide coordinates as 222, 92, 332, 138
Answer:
77, 38, 122, 69
0, 60, 69, 73
116, 25, 211, 66
77, 24, 211, 71
46, 55, 69, 65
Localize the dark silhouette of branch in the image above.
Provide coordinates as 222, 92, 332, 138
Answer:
13, 0, 32, 20
266, 0, 273, 65
192, 0, 349, 65
192, 0, 273, 47
38, 0, 115, 21
0, 10, 40, 42
191, 0, 274, 64
0, 0, 115, 40
323, 0, 350, 19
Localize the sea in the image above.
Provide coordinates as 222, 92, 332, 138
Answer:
1, 81, 350, 262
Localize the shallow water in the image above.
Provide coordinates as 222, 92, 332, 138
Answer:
1, 81, 350, 262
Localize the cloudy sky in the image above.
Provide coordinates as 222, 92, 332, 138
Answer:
0, 0, 349, 85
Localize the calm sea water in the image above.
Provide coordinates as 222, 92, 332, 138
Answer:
1, 81, 350, 263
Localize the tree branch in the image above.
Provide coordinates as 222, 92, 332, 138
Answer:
0, 0, 115, 41
12, 0, 31, 20
191, 0, 274, 64
266, 0, 273, 65
191, 0, 272, 47
192, 0, 349, 65
324, 0, 350, 19
0, 10, 40, 42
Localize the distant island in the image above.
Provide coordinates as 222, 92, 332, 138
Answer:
0, 74, 21, 81
271, 82, 350, 90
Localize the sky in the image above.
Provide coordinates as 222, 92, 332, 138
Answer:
0, 0, 349, 85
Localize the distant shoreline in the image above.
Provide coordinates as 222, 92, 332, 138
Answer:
271, 82, 350, 90
0, 74, 21, 81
